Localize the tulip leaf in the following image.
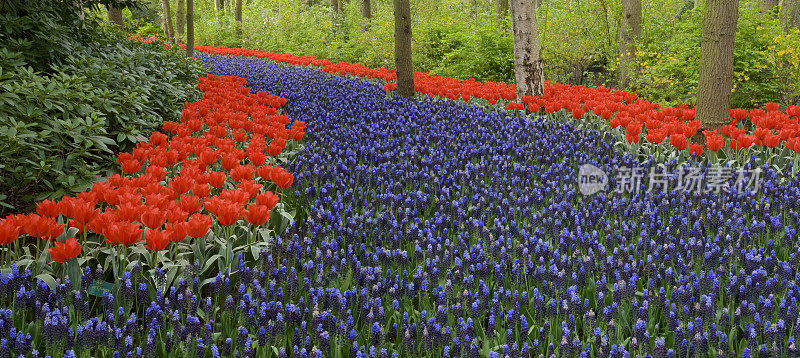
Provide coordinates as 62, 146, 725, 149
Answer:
35, 273, 57, 289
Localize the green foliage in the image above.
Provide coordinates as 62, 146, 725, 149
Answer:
0, 0, 204, 215
632, 1, 788, 108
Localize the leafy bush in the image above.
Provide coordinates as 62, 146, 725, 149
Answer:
0, 0, 204, 215
632, 1, 787, 108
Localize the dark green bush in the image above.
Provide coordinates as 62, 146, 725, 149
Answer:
0, 0, 204, 215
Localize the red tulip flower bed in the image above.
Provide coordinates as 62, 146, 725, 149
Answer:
182, 42, 800, 160
0, 74, 304, 270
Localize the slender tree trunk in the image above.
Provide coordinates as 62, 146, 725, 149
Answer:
332, 0, 341, 15
186, 0, 195, 57
394, 0, 414, 98
782, 0, 800, 30
107, 5, 124, 30
759, 0, 779, 14
510, 0, 545, 97
495, 0, 509, 29
696, 0, 739, 132
618, 0, 642, 89
215, 0, 225, 14
176, 0, 186, 39
162, 0, 174, 42
362, 0, 372, 18
235, 0, 243, 38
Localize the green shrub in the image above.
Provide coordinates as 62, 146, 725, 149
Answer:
0, 0, 204, 215
632, 1, 786, 108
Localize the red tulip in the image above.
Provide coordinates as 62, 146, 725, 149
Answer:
186, 214, 213, 238
230, 165, 254, 183
105, 222, 143, 245
688, 143, 704, 156
144, 230, 170, 251
763, 134, 780, 148
216, 202, 244, 226
36, 199, 61, 218
571, 108, 585, 120
669, 134, 689, 150
208, 171, 227, 188
255, 191, 280, 209
23, 214, 66, 240
166, 222, 189, 242
47, 237, 81, 263
244, 204, 271, 226
0, 221, 20, 245
140, 209, 166, 229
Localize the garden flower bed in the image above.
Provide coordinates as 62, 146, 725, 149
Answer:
1, 49, 799, 357
197, 54, 800, 357
188, 43, 800, 170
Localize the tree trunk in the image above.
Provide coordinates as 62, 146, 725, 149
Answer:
107, 5, 124, 30
235, 0, 243, 38
186, 0, 195, 57
332, 0, 341, 15
176, 0, 186, 38
162, 0, 174, 42
759, 0, 779, 14
495, 0, 509, 29
782, 0, 800, 30
618, 0, 642, 89
362, 0, 372, 18
215, 0, 225, 14
695, 0, 739, 132
394, 0, 415, 98
509, 0, 545, 97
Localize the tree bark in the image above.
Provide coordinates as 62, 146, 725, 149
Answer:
362, 0, 372, 18
495, 0, 509, 29
215, 0, 226, 14
332, 0, 341, 15
618, 0, 642, 89
235, 0, 243, 38
394, 0, 415, 98
695, 0, 739, 132
162, 0, 174, 42
176, 0, 186, 38
186, 0, 195, 57
759, 0, 779, 14
782, 0, 800, 30
107, 5, 124, 30
510, 0, 545, 97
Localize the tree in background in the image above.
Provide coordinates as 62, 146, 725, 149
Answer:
176, 0, 186, 39
494, 0, 509, 30
186, 0, 195, 56
783, 0, 800, 30
162, 0, 174, 42
509, 0, 544, 97
332, 0, 341, 16
107, 4, 124, 30
215, 0, 226, 14
362, 0, 372, 19
695, 0, 739, 131
235, 0, 243, 38
393, 0, 414, 98
618, 0, 642, 89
